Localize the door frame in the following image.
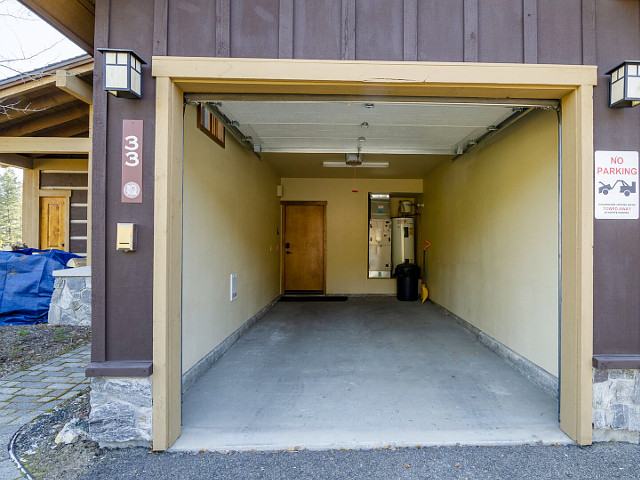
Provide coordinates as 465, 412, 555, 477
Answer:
281, 201, 327, 294
152, 57, 596, 450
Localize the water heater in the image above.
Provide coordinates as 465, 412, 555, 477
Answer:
392, 217, 415, 269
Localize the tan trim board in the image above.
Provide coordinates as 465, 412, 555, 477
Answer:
559, 85, 594, 445
153, 57, 597, 89
152, 77, 184, 451
152, 57, 595, 449
0, 137, 91, 154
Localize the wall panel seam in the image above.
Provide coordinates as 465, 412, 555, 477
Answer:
464, 0, 479, 62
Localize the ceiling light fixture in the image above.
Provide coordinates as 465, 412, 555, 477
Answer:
322, 162, 389, 168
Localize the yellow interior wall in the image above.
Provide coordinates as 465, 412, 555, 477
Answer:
182, 105, 281, 373
423, 110, 559, 375
281, 178, 422, 294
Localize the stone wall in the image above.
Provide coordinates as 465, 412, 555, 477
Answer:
89, 376, 152, 447
48, 266, 91, 327
592, 368, 640, 443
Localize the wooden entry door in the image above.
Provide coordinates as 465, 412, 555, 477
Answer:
40, 196, 66, 250
283, 202, 326, 293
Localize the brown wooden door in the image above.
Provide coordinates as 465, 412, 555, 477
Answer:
283, 202, 326, 293
40, 196, 66, 250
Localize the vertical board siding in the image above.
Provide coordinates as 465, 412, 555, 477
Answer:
216, 0, 230, 57
104, 0, 156, 362
477, 0, 524, 63
167, 0, 216, 57
522, 0, 537, 63
537, 0, 582, 65
278, 0, 294, 58
293, 0, 341, 59
418, 0, 464, 62
463, 0, 478, 62
592, 0, 640, 354
403, 0, 418, 61
355, 0, 404, 60
341, 0, 356, 59
230, 0, 279, 58
92, 0, 109, 363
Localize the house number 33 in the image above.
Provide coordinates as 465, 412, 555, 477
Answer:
124, 135, 140, 166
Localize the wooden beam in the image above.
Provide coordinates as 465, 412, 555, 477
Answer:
56, 70, 93, 104
0, 61, 92, 99
38, 117, 89, 138
0, 136, 90, 154
0, 105, 88, 136
0, 153, 33, 169
18, 0, 95, 53
0, 91, 76, 125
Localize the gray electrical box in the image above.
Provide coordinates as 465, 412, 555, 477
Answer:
368, 219, 392, 278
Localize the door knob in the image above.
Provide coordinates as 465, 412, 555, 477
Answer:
286, 251, 293, 254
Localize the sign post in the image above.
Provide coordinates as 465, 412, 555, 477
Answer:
594, 150, 639, 219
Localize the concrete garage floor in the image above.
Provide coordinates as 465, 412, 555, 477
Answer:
173, 298, 571, 452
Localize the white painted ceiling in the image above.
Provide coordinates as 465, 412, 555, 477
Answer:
207, 99, 538, 178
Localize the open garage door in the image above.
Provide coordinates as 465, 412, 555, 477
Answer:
152, 59, 595, 450
176, 93, 564, 450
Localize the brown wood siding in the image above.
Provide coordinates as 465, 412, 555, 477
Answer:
99, 0, 157, 363
93, 0, 640, 368
71, 190, 88, 203
477, 0, 524, 63
70, 222, 87, 237
292, 0, 341, 59
167, 0, 216, 57
354, 0, 404, 61
536, 0, 583, 65
417, 0, 464, 62
230, 0, 280, 58
592, 0, 640, 355
39, 173, 88, 188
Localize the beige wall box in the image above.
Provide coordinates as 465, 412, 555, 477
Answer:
116, 223, 136, 251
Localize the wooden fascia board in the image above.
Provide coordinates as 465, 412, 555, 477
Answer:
0, 63, 93, 99
18, 0, 95, 53
0, 136, 90, 154
56, 70, 93, 104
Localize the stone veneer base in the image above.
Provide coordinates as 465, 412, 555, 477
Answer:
89, 376, 152, 447
592, 368, 640, 443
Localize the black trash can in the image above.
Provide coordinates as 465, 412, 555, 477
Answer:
394, 263, 420, 301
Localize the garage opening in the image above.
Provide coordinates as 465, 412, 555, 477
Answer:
174, 95, 566, 450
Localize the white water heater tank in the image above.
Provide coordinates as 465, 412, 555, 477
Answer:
392, 217, 415, 269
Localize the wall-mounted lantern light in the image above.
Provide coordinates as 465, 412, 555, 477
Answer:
97, 48, 146, 99
606, 61, 640, 108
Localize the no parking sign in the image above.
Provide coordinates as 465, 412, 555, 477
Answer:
595, 150, 639, 219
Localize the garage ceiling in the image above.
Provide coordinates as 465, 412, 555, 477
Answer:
215, 100, 524, 156
192, 97, 556, 179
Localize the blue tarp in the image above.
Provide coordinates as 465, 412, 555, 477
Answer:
0, 249, 80, 325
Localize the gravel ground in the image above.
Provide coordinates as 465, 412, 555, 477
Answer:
12, 389, 103, 480
0, 324, 91, 378
8, 384, 640, 480
75, 442, 640, 480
